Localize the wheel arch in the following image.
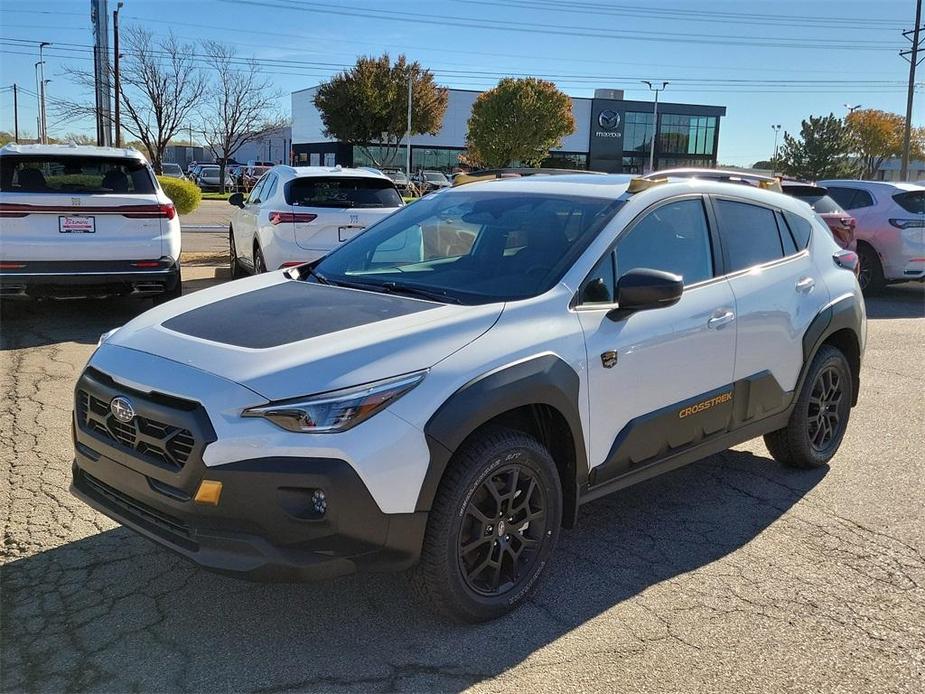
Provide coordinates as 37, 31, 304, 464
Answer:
801, 295, 863, 407
417, 354, 588, 528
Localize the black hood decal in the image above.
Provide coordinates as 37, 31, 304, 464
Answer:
162, 281, 438, 349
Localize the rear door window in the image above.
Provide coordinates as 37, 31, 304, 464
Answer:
893, 190, 925, 214
714, 199, 784, 272
826, 186, 874, 211
0, 155, 155, 194
782, 211, 813, 249
286, 177, 402, 208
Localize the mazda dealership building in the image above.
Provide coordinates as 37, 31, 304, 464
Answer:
291, 87, 726, 174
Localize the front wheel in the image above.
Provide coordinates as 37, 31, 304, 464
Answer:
411, 427, 562, 623
764, 344, 853, 468
229, 229, 245, 279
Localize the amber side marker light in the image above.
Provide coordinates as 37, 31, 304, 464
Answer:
194, 480, 223, 506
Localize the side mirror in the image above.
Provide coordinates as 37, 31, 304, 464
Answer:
608, 268, 683, 319
581, 277, 612, 304
228, 192, 245, 208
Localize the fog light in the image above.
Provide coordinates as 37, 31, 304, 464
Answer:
312, 489, 327, 516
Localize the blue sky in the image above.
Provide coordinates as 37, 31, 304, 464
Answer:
0, 0, 918, 165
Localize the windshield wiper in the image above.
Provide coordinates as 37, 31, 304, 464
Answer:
300, 265, 334, 285
378, 281, 462, 304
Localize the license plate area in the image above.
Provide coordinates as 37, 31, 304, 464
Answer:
59, 216, 96, 233
337, 225, 364, 242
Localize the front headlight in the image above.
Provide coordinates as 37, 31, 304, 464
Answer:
242, 371, 426, 433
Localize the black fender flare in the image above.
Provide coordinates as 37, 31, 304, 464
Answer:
799, 293, 864, 406
415, 354, 588, 525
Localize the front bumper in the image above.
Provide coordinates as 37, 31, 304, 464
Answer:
0, 259, 179, 299
70, 368, 427, 581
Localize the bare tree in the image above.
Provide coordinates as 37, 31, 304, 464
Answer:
58, 27, 205, 173
197, 41, 284, 192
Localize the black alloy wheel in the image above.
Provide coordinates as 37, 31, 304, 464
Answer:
457, 464, 548, 596
411, 427, 562, 622
807, 365, 845, 452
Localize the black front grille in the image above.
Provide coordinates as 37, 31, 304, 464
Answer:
77, 390, 196, 471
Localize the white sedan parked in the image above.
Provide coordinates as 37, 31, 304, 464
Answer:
228, 166, 403, 275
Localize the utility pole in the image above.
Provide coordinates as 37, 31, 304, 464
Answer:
12, 83, 19, 142
844, 103, 862, 115
113, 2, 123, 146
901, 0, 923, 181
771, 124, 782, 161
91, 0, 113, 146
34, 61, 42, 144
642, 80, 668, 173
405, 72, 412, 180
38, 42, 49, 143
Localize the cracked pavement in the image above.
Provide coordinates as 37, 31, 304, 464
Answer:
2, 282, 924, 693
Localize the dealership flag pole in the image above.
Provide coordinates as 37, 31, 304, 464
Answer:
406, 72, 412, 181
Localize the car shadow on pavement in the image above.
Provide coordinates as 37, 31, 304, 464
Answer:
1, 450, 827, 693
864, 282, 925, 320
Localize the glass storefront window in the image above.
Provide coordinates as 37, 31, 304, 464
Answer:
624, 111, 654, 154
656, 115, 717, 156
541, 152, 588, 169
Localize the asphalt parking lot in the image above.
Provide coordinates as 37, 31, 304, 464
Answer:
1, 280, 923, 693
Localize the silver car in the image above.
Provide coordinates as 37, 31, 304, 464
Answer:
195, 165, 235, 192
820, 180, 925, 293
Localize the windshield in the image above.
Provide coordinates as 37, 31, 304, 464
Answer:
0, 155, 156, 194
313, 190, 624, 304
286, 176, 402, 208
425, 172, 448, 183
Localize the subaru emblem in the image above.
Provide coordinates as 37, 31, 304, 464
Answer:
110, 396, 135, 423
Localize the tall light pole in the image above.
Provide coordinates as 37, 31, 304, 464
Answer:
771, 124, 782, 161
844, 103, 862, 115
34, 61, 43, 143
38, 42, 49, 143
642, 80, 668, 173
405, 72, 412, 181
113, 2, 124, 147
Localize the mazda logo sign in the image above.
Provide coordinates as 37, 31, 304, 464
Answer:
597, 110, 621, 130
110, 396, 136, 423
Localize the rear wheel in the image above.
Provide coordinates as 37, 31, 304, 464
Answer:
254, 244, 268, 274
152, 276, 182, 305
229, 228, 245, 279
411, 427, 562, 623
857, 242, 885, 295
764, 344, 852, 468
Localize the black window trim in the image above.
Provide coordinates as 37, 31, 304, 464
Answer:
573, 193, 723, 310
706, 194, 811, 278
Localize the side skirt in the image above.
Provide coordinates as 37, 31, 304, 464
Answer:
579, 407, 792, 506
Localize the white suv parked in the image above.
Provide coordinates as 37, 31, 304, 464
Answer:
819, 180, 925, 293
227, 166, 402, 274
71, 174, 865, 622
0, 143, 181, 301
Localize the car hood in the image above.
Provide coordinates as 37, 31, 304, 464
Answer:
103, 272, 503, 402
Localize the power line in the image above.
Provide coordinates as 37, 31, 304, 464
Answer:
216, 0, 902, 52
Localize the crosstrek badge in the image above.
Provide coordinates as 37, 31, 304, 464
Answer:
678, 392, 733, 419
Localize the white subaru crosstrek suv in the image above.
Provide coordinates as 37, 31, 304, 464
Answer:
0, 143, 181, 301
819, 179, 925, 293
227, 165, 402, 274
71, 174, 865, 622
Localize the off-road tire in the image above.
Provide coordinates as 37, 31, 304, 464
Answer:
411, 427, 562, 623
764, 344, 852, 468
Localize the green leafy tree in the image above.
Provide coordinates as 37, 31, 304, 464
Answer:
846, 108, 925, 179
0, 131, 14, 146
314, 54, 448, 169
465, 77, 575, 168
775, 114, 857, 181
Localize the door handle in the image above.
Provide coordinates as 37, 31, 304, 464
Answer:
707, 310, 735, 329
796, 276, 816, 293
